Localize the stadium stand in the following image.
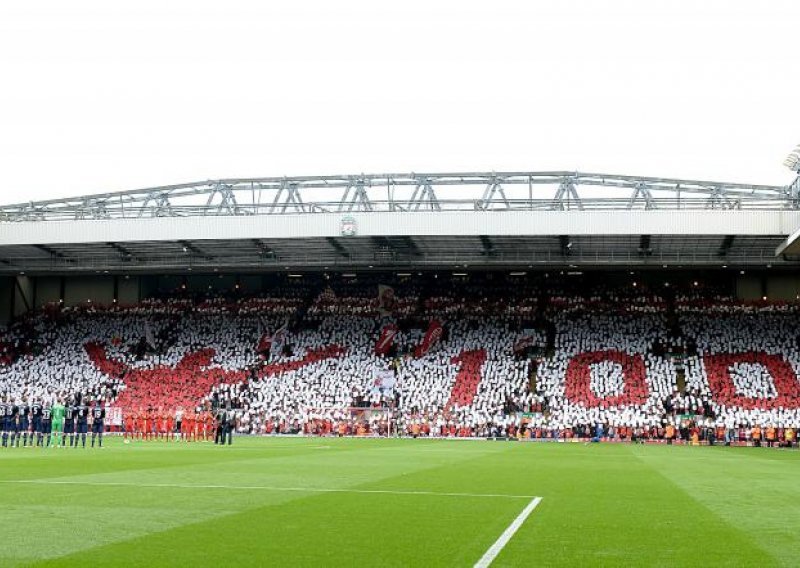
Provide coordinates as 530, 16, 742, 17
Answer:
0, 273, 798, 447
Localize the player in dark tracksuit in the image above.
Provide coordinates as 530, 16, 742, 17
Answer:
17, 401, 30, 447
31, 401, 43, 447
0, 400, 8, 447
0, 400, 10, 447
63, 402, 76, 448
40, 403, 52, 447
75, 403, 89, 448
91, 403, 105, 448
7, 402, 19, 447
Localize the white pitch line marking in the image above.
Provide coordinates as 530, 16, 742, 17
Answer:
0, 479, 535, 500
474, 496, 543, 568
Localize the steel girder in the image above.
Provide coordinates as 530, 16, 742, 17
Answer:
0, 172, 792, 222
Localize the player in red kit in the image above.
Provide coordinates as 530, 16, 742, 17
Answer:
185, 411, 196, 442
156, 408, 166, 441
136, 407, 146, 440
166, 412, 174, 442
146, 407, 156, 440
124, 411, 135, 442
203, 411, 213, 441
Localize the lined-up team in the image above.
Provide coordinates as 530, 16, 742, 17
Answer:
1, 398, 231, 448
0, 395, 106, 448
122, 407, 216, 442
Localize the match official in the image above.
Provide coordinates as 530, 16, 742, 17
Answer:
214, 406, 226, 445
223, 405, 236, 445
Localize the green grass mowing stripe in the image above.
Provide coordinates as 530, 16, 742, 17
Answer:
0, 479, 537, 500
630, 444, 800, 567
0, 440, 352, 484
3, 438, 795, 567
29, 489, 527, 567
450, 443, 779, 567
3, 438, 521, 566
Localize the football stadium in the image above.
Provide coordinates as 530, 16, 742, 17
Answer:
1, 171, 800, 566
3, 2, 800, 567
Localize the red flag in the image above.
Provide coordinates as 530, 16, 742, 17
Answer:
375, 324, 399, 356
414, 320, 443, 358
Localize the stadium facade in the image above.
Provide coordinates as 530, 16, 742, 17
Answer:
0, 170, 799, 323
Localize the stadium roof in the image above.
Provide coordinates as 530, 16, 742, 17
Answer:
0, 171, 798, 274
0, 171, 796, 220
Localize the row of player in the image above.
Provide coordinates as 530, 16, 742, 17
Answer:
121, 408, 216, 441
0, 396, 106, 448
0, 399, 233, 447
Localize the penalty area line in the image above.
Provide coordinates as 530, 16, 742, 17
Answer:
0, 479, 535, 500
474, 496, 542, 568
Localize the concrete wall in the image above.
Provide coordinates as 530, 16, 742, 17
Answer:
734, 273, 800, 301
117, 276, 140, 306
141, 273, 253, 294
13, 275, 34, 316
766, 274, 800, 301
0, 275, 142, 322
32, 275, 141, 307
139, 275, 160, 299
240, 274, 261, 292
63, 276, 114, 307
35, 276, 61, 307
735, 275, 763, 301
0, 277, 13, 325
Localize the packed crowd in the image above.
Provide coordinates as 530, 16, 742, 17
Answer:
679, 300, 800, 431
0, 277, 798, 445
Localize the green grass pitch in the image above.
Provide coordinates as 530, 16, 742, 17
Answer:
1, 438, 798, 567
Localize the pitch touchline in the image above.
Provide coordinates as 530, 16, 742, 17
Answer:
474, 497, 543, 568
0, 479, 537, 500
